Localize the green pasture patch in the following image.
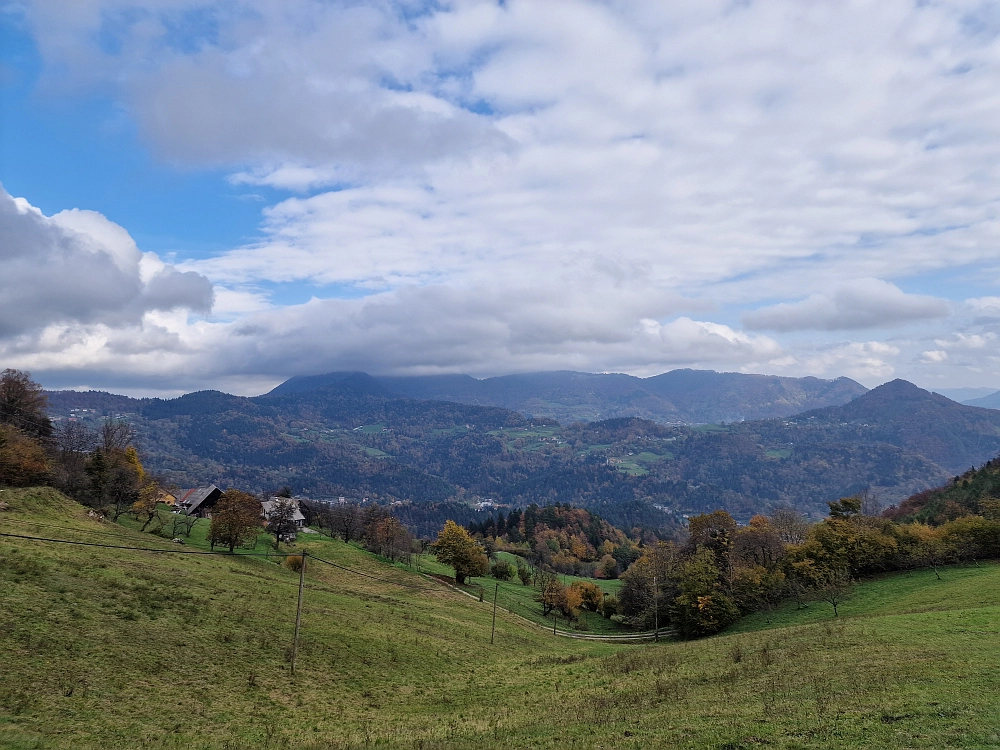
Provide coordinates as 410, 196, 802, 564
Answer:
731, 561, 1000, 633
633, 450, 671, 463
612, 461, 648, 476
765, 448, 792, 459
692, 423, 730, 432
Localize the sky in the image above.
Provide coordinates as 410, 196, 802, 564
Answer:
2, 0, 1000, 397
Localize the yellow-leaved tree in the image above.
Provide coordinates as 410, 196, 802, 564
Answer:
431, 520, 488, 584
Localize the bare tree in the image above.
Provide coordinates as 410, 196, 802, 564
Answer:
858, 488, 884, 517
330, 503, 363, 542
101, 419, 137, 453
813, 569, 853, 617
52, 421, 97, 499
171, 513, 198, 538
769, 507, 810, 544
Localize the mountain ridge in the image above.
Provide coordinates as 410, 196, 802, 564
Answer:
42, 374, 1000, 525
268, 368, 869, 425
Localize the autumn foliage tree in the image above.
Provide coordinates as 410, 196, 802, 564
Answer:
432, 520, 488, 584
364, 511, 414, 562
209, 490, 263, 552
0, 370, 52, 487
0, 423, 51, 486
0, 369, 52, 441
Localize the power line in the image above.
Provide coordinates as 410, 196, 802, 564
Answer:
2, 517, 193, 544
0, 530, 447, 584
306, 552, 442, 591
0, 531, 290, 556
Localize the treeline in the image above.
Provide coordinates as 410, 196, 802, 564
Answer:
0, 369, 160, 522
467, 502, 643, 579
886, 460, 1000, 524
618, 491, 1000, 638
305, 501, 417, 563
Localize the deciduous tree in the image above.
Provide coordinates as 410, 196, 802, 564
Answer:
209, 490, 263, 552
0, 369, 52, 440
432, 520, 488, 584
0, 424, 50, 486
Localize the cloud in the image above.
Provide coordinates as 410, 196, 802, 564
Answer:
0, 188, 214, 338
967, 297, 1000, 314
12, 0, 1000, 391
209, 288, 780, 378
743, 279, 950, 332
919, 350, 948, 364
767, 341, 902, 382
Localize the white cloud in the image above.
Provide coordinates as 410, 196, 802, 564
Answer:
967, 297, 1000, 314
13, 0, 1000, 390
742, 278, 951, 332
0, 188, 214, 338
920, 350, 949, 364
769, 341, 902, 382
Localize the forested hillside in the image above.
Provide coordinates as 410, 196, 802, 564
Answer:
43, 377, 1000, 528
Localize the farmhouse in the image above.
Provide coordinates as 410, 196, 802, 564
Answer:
176, 485, 223, 518
260, 497, 307, 528
260, 497, 307, 542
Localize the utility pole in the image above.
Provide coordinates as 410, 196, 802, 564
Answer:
653, 574, 659, 643
553, 612, 557, 635
491, 582, 499, 644
291, 551, 307, 675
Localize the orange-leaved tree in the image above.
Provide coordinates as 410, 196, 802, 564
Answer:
209, 490, 263, 552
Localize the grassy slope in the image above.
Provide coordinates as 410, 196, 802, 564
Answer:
4, 488, 1000, 748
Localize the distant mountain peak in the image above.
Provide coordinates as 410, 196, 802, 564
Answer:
866, 379, 931, 397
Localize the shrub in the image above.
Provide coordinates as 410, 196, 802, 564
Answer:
573, 581, 604, 611
600, 595, 618, 619
517, 563, 532, 586
490, 560, 513, 580
283, 554, 305, 573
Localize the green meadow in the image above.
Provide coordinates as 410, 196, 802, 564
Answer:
4, 487, 1000, 749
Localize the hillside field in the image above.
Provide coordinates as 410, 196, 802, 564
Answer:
4, 488, 1000, 748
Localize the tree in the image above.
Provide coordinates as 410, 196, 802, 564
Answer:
209, 490, 263, 552
0, 369, 52, 440
366, 515, 413, 562
100, 419, 137, 453
671, 546, 740, 638
536, 572, 566, 617
52, 421, 96, 500
266, 497, 300, 548
490, 560, 514, 580
517, 561, 532, 585
0, 424, 51, 486
812, 568, 853, 617
131, 490, 162, 532
769, 507, 809, 544
330, 503, 364, 542
574, 581, 604, 612
170, 512, 198, 538
828, 495, 862, 520
432, 520, 489, 584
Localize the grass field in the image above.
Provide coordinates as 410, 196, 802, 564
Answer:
5, 487, 1000, 748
